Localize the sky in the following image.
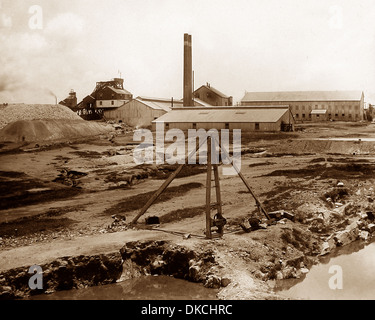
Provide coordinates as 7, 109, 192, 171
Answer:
1, 0, 375, 105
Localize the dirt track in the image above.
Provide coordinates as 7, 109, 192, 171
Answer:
1, 121, 375, 299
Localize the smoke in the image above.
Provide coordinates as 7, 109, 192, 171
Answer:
43, 88, 58, 105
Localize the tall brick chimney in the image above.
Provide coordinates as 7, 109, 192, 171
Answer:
183, 33, 193, 107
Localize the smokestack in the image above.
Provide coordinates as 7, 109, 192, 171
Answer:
183, 33, 193, 107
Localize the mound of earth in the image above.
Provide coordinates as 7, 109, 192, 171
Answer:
0, 119, 112, 143
0, 104, 83, 130
0, 103, 113, 143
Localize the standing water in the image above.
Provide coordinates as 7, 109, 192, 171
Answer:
29, 275, 219, 300
273, 240, 375, 300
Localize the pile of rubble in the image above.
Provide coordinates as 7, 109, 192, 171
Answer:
321, 211, 375, 255
0, 104, 83, 130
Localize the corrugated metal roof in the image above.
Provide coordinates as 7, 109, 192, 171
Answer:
153, 107, 290, 123
311, 109, 327, 114
178, 97, 212, 107
137, 99, 172, 112
131, 96, 185, 112
241, 91, 363, 102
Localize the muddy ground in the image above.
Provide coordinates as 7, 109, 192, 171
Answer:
1, 121, 375, 300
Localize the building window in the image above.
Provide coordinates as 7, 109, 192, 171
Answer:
342, 114, 345, 117
99, 101, 103, 106
225, 123, 229, 129
193, 123, 197, 129
255, 123, 260, 130
296, 114, 299, 118
335, 114, 338, 117
165, 123, 169, 130
309, 114, 312, 118
111, 101, 114, 106
316, 114, 320, 118
302, 114, 305, 118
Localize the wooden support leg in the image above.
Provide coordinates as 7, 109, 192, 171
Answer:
206, 137, 212, 239
214, 136, 270, 220
131, 164, 185, 224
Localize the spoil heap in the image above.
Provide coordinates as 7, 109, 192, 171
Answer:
0, 104, 112, 143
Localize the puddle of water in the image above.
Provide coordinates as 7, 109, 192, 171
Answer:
28, 275, 219, 300
272, 240, 375, 300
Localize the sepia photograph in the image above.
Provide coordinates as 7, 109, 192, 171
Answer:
1, 0, 375, 309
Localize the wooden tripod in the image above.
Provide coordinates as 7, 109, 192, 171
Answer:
130, 135, 270, 239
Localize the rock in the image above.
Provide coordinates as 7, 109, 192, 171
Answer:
300, 267, 309, 274
145, 216, 160, 225
366, 223, 375, 233
321, 236, 337, 255
188, 265, 201, 282
359, 212, 369, 220
366, 212, 375, 221
268, 211, 283, 220
335, 202, 343, 207
221, 278, 231, 287
283, 211, 295, 222
359, 230, 370, 241
253, 270, 265, 280
334, 223, 359, 246
204, 275, 222, 289
151, 260, 165, 270
282, 266, 297, 279
276, 271, 284, 280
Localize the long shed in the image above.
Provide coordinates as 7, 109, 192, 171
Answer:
103, 97, 180, 128
152, 106, 294, 132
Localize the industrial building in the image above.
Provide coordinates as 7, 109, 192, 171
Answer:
103, 96, 181, 128
75, 78, 133, 120
152, 106, 294, 132
193, 83, 233, 106
241, 91, 365, 122
59, 90, 77, 109
103, 96, 214, 128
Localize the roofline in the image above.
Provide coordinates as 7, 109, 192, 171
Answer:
241, 90, 364, 102
137, 96, 183, 103
242, 99, 362, 102
152, 107, 293, 123
171, 105, 290, 110
194, 85, 230, 99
